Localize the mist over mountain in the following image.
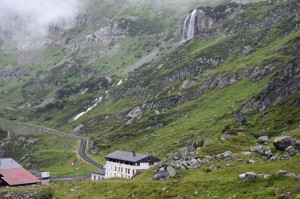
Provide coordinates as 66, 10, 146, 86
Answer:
0, 0, 83, 49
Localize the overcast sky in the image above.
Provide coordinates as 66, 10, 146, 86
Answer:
0, 0, 83, 49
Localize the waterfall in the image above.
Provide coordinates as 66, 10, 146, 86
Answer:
182, 9, 197, 42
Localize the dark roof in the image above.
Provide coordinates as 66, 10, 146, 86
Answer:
105, 151, 160, 163
0, 168, 40, 186
0, 158, 22, 170
92, 169, 105, 175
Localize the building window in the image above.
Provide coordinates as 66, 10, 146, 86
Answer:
137, 162, 140, 166
128, 169, 130, 174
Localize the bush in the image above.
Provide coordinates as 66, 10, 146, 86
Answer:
203, 167, 212, 173
34, 189, 54, 199
0, 128, 8, 139
222, 123, 231, 133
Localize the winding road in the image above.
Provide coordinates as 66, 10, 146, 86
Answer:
1, 118, 103, 169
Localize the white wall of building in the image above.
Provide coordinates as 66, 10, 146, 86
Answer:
105, 161, 152, 179
91, 173, 104, 181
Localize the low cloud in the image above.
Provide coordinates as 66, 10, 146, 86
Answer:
0, 0, 83, 49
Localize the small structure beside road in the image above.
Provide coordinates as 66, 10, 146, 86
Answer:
91, 169, 105, 181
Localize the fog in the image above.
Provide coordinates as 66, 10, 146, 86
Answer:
0, 0, 83, 49
0, 0, 223, 50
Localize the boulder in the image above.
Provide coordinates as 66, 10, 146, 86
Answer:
166, 166, 176, 178
242, 151, 252, 156
284, 173, 296, 177
285, 146, 298, 156
263, 148, 273, 159
203, 155, 214, 163
215, 151, 232, 159
250, 145, 263, 152
281, 192, 292, 199
153, 171, 167, 180
203, 140, 212, 146
3, 194, 12, 199
273, 136, 295, 151
275, 170, 287, 176
238, 172, 257, 183
274, 187, 281, 196
221, 132, 231, 141
158, 167, 165, 172
210, 165, 217, 171
178, 147, 189, 159
246, 159, 256, 164
258, 136, 268, 144
294, 140, 300, 151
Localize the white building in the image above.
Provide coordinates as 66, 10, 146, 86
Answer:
104, 151, 160, 179
91, 169, 105, 181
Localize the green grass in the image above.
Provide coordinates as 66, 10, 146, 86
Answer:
0, 126, 97, 176
90, 78, 268, 160
3, 156, 300, 198
28, 150, 95, 176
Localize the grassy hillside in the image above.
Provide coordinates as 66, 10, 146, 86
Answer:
0, 130, 96, 176
2, 156, 300, 198
0, 0, 299, 190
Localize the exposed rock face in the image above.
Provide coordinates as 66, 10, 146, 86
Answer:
181, 4, 243, 41
74, 21, 130, 52
194, 10, 214, 34
17, 52, 45, 66
0, 136, 38, 158
240, 58, 300, 115
0, 65, 30, 85
126, 106, 142, 124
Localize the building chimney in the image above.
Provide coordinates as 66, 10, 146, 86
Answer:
132, 151, 136, 157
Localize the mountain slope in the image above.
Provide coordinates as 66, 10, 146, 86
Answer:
0, 0, 299, 188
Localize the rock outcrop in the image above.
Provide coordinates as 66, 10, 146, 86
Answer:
73, 20, 130, 52
239, 58, 300, 115
273, 136, 296, 151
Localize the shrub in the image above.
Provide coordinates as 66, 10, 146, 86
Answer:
34, 189, 54, 199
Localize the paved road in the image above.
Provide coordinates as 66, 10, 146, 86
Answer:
49, 175, 90, 182
78, 138, 103, 169
9, 120, 103, 169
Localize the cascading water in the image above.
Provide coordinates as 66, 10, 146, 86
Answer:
182, 9, 197, 42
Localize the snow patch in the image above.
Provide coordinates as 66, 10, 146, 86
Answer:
117, 79, 123, 86
73, 97, 102, 121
